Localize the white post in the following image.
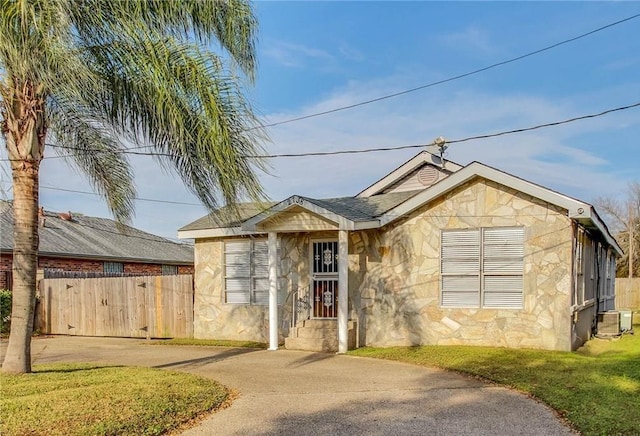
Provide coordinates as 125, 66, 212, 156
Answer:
268, 232, 278, 350
338, 230, 349, 353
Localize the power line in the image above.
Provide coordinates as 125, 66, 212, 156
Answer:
256, 12, 640, 129
38, 185, 202, 206
252, 101, 640, 158
3, 99, 638, 162
5, 98, 631, 213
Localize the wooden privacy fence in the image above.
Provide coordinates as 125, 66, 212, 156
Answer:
37, 275, 193, 338
615, 278, 640, 310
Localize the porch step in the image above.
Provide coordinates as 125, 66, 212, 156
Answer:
285, 320, 357, 353
285, 336, 338, 353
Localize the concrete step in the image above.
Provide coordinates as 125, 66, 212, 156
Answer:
298, 319, 337, 329
297, 319, 357, 329
285, 336, 338, 353
286, 320, 358, 352
295, 326, 337, 339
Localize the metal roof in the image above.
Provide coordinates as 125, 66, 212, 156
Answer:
1, 201, 193, 264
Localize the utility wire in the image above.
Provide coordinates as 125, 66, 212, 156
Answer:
256, 12, 640, 129
3, 99, 638, 162
253, 101, 640, 158
16, 180, 586, 218
7, 100, 637, 208
38, 185, 202, 206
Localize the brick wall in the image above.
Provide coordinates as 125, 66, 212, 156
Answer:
0, 253, 193, 289
178, 265, 194, 274
38, 256, 103, 272
0, 255, 11, 289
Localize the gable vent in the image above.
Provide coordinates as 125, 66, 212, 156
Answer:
417, 166, 439, 186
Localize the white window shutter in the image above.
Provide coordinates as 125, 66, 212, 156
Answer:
482, 227, 524, 309
225, 239, 271, 305
225, 240, 252, 304
441, 229, 481, 307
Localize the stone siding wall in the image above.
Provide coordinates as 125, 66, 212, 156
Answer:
193, 237, 290, 342
351, 178, 574, 351
191, 178, 577, 350
192, 232, 343, 343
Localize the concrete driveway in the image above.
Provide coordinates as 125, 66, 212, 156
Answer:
3, 336, 574, 435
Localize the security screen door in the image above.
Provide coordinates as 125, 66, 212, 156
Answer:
311, 240, 338, 318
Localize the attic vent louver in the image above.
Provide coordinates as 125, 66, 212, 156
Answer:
417, 166, 439, 186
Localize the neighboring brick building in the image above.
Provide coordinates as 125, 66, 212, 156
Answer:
1, 201, 193, 289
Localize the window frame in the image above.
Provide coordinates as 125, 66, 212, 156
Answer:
103, 261, 124, 274
161, 264, 178, 275
440, 226, 524, 310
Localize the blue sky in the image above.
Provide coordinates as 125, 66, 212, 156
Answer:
2, 1, 639, 239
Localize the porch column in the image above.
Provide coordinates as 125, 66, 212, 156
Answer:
268, 232, 278, 351
338, 229, 349, 353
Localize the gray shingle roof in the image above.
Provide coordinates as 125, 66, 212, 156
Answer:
1, 201, 193, 264
303, 191, 420, 221
180, 191, 420, 231
178, 202, 276, 231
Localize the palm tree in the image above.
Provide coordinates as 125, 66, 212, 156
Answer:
1, 0, 265, 374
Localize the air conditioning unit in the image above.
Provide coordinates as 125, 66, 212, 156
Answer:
619, 310, 634, 332
597, 311, 621, 336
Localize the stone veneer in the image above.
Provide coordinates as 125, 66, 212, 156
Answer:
193, 235, 309, 342
193, 177, 576, 351
351, 177, 574, 351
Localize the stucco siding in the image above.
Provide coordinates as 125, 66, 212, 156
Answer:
352, 177, 574, 351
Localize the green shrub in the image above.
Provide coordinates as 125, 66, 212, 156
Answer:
0, 289, 11, 334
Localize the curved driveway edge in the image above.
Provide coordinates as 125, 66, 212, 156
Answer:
4, 337, 575, 435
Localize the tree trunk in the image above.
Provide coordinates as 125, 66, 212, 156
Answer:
1, 79, 45, 374
1, 163, 40, 373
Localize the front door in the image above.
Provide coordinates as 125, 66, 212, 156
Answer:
311, 240, 338, 318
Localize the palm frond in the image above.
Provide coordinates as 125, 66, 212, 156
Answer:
47, 97, 136, 224
80, 34, 268, 213
2, 0, 264, 221
67, 0, 257, 80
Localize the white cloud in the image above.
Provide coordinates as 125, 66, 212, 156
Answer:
262, 40, 333, 68
439, 26, 498, 57
259, 75, 637, 206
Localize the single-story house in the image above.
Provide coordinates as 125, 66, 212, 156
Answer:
178, 151, 622, 352
1, 200, 194, 289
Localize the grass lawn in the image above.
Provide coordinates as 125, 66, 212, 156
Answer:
147, 338, 267, 348
349, 327, 640, 436
0, 363, 230, 436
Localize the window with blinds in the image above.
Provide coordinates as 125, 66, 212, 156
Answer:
162, 264, 178, 275
441, 227, 524, 309
103, 261, 124, 273
224, 239, 269, 305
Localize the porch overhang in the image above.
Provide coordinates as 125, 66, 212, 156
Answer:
177, 227, 264, 239
242, 195, 379, 233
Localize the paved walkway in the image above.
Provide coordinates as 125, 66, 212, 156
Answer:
4, 336, 575, 435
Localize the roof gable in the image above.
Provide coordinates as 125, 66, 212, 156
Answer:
357, 151, 463, 198
379, 162, 622, 255
233, 191, 420, 234
176, 154, 621, 256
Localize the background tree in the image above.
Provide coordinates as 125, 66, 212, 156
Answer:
594, 182, 640, 278
1, 0, 266, 374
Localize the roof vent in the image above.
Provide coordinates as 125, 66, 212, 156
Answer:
417, 166, 439, 186
59, 211, 73, 221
